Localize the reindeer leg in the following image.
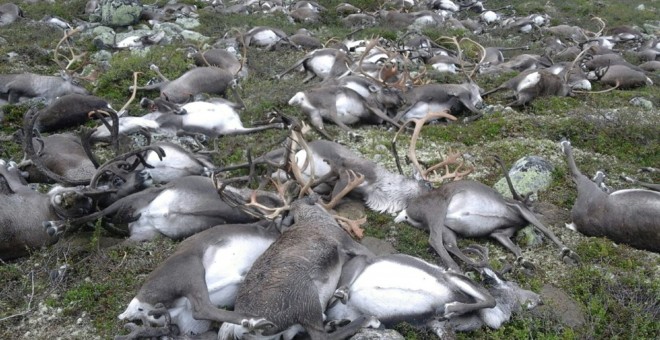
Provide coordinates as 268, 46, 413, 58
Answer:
441, 273, 496, 318
114, 321, 175, 340
330, 255, 370, 306
365, 103, 401, 128
275, 57, 307, 80
506, 201, 580, 264
489, 226, 535, 271
185, 260, 275, 331
443, 228, 488, 267
429, 212, 462, 272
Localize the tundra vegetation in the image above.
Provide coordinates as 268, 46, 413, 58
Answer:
0, 0, 658, 339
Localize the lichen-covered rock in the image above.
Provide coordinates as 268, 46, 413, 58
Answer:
630, 97, 653, 110
175, 17, 200, 29
494, 155, 554, 200
96, 0, 142, 27
349, 328, 405, 340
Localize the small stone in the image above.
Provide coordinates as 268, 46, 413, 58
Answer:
636, 4, 645, 10
77, 318, 83, 325
629, 97, 653, 110
180, 30, 210, 43
516, 225, 544, 247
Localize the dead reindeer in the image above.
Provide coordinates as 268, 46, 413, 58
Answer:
217, 196, 380, 340
226, 112, 469, 216
0, 72, 88, 104
587, 64, 653, 89
43, 175, 285, 241
243, 26, 288, 49
0, 159, 94, 260
560, 140, 660, 252
0, 2, 23, 26
187, 47, 246, 78
0, 26, 93, 104
478, 53, 552, 75
393, 117, 578, 271
125, 141, 215, 184
581, 53, 642, 73
545, 62, 592, 90
288, 85, 400, 136
394, 81, 484, 122
19, 108, 118, 185
275, 47, 352, 82
481, 69, 572, 107
620, 175, 660, 192
117, 221, 282, 338
130, 65, 237, 104
34, 93, 114, 133
326, 255, 540, 337
92, 99, 284, 143
479, 47, 592, 107
328, 75, 405, 117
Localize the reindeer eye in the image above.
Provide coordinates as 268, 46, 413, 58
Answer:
138, 308, 143, 312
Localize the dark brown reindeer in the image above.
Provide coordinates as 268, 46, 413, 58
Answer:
393, 114, 578, 271
33, 93, 114, 133
0, 159, 94, 260
560, 140, 660, 252
217, 196, 379, 340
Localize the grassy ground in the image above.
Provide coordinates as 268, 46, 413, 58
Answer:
1, 0, 658, 339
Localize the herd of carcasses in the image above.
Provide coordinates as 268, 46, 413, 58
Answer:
0, 1, 658, 339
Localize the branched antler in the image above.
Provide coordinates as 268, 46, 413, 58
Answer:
54, 27, 87, 72
89, 146, 166, 189
334, 215, 367, 239
392, 111, 471, 182
321, 170, 365, 209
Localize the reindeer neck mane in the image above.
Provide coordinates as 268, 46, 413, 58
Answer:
364, 169, 428, 214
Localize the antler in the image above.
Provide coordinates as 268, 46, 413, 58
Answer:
321, 170, 365, 209
392, 111, 472, 182
591, 16, 606, 37
117, 72, 142, 115
53, 26, 87, 72
89, 145, 166, 189
334, 215, 367, 239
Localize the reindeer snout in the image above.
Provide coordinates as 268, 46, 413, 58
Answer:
43, 221, 58, 237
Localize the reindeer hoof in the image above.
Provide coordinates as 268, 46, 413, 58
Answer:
561, 248, 580, 265
242, 318, 276, 332
348, 132, 363, 143
515, 257, 536, 275
333, 287, 350, 303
